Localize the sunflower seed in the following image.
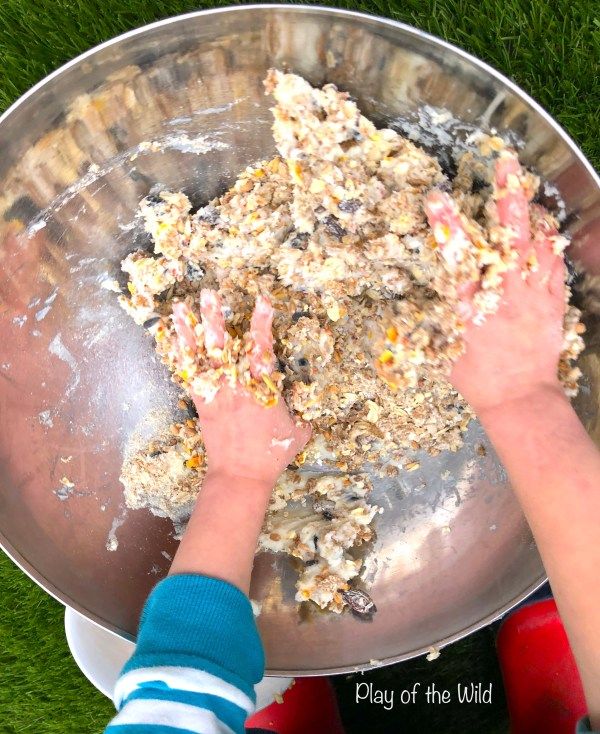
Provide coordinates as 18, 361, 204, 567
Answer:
324, 215, 347, 238
196, 205, 220, 224
338, 199, 361, 213
313, 497, 335, 518
289, 232, 309, 250
186, 262, 204, 280
342, 589, 377, 615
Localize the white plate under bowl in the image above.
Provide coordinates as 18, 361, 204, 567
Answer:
64, 605, 292, 709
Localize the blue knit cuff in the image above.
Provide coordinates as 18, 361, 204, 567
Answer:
576, 717, 598, 733
121, 574, 264, 701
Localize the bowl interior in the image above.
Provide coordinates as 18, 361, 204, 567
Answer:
1, 6, 599, 674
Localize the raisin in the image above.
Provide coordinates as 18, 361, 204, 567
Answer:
292, 310, 310, 323
142, 316, 161, 330
470, 177, 487, 193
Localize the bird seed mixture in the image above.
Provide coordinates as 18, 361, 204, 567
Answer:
117, 70, 584, 613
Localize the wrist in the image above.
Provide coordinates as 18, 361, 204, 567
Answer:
477, 381, 569, 430
201, 469, 275, 497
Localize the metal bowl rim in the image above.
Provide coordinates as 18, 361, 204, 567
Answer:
2, 530, 547, 674
0, 3, 593, 674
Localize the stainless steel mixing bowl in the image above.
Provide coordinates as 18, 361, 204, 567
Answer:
1, 5, 599, 675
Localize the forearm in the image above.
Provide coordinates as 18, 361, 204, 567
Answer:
105, 473, 270, 733
169, 472, 273, 594
479, 385, 600, 724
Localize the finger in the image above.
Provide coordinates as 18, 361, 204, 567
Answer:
548, 256, 567, 296
200, 288, 226, 353
530, 204, 567, 289
424, 190, 478, 317
493, 151, 530, 253
455, 286, 477, 322
172, 301, 199, 353
424, 189, 472, 267
249, 294, 276, 378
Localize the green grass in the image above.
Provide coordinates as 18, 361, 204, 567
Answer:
0, 0, 598, 166
0, 1, 597, 732
0, 553, 114, 733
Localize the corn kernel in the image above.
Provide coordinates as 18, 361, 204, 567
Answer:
262, 373, 278, 393
386, 326, 398, 343
379, 350, 394, 364
287, 159, 303, 184
309, 178, 326, 194
433, 222, 451, 244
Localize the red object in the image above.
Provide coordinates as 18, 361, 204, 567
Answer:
497, 598, 588, 734
246, 677, 345, 734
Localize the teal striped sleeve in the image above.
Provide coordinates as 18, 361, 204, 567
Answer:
104, 574, 265, 734
576, 717, 599, 733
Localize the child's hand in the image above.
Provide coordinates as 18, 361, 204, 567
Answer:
172, 290, 311, 488
191, 386, 310, 488
425, 152, 568, 416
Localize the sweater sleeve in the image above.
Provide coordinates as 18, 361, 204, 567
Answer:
104, 574, 265, 734
576, 717, 599, 733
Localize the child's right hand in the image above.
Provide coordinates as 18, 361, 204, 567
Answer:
172, 290, 311, 489
425, 152, 568, 416
169, 290, 311, 593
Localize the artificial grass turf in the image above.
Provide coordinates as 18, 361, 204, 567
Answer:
0, 1, 597, 732
0, 0, 598, 168
0, 552, 115, 733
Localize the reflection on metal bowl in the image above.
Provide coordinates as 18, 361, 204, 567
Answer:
0, 5, 598, 675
